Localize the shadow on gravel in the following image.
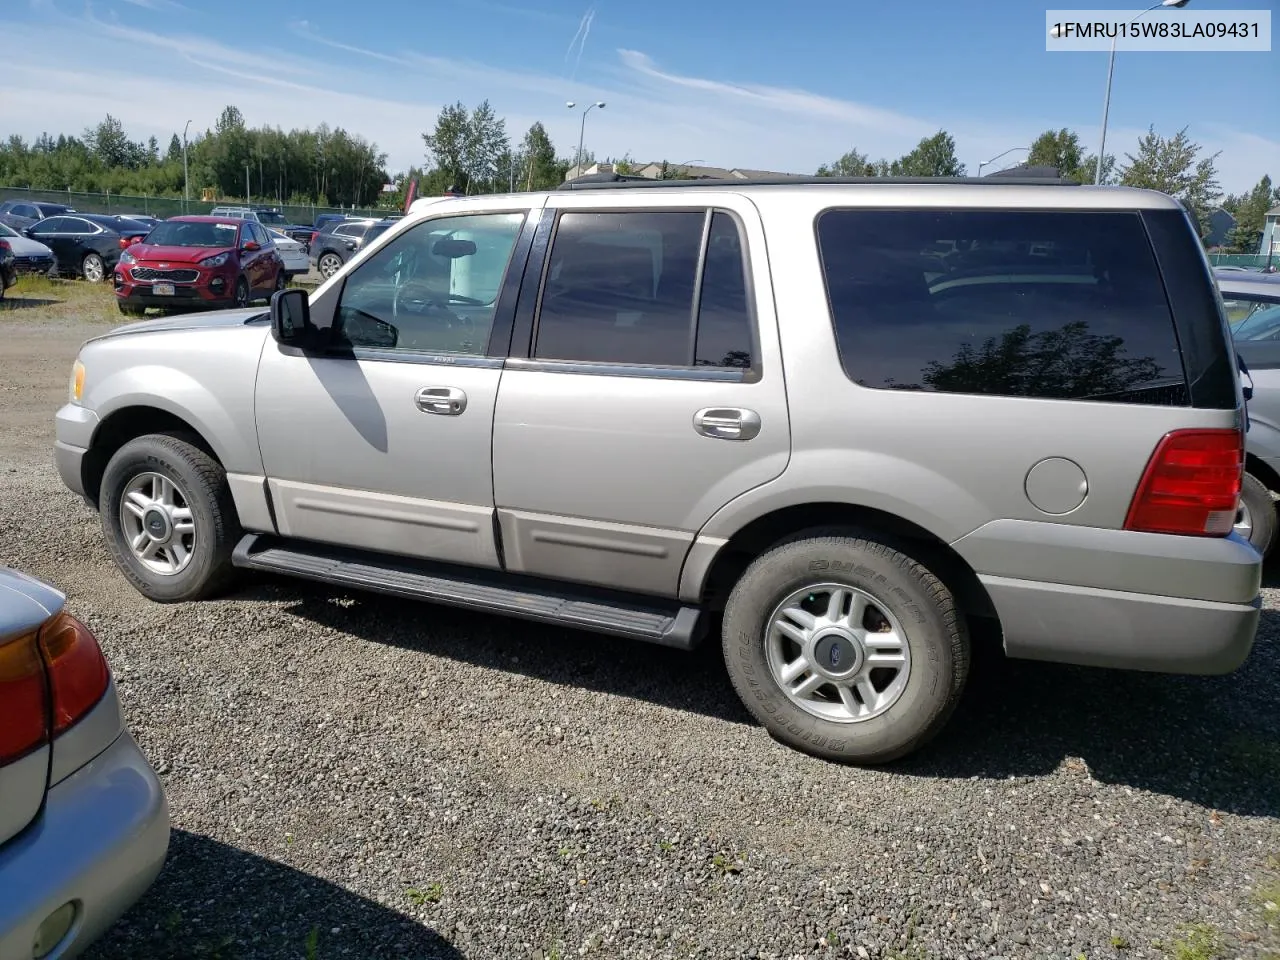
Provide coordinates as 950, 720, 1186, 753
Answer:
85, 828, 461, 960
250, 575, 1279, 817
0, 297, 61, 310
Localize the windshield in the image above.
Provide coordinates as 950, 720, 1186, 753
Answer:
0, 223, 17, 238
257, 211, 287, 225
144, 220, 240, 247
1233, 304, 1280, 341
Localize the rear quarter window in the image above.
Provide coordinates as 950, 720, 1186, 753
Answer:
815, 209, 1189, 405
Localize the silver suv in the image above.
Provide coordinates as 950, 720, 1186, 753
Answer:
54, 177, 1263, 764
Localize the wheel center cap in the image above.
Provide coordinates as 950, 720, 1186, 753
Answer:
812, 629, 863, 678
143, 507, 172, 542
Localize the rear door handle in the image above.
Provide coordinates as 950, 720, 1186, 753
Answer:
415, 386, 467, 416
693, 407, 761, 441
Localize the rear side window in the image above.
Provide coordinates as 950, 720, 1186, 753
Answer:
532, 209, 755, 371
816, 209, 1188, 405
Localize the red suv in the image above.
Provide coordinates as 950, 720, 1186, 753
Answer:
113, 216, 285, 316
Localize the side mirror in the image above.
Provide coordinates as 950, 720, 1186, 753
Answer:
242, 240, 261, 252
270, 288, 320, 349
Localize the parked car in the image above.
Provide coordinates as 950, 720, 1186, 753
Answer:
0, 238, 13, 300
53, 178, 1262, 765
1219, 274, 1280, 557
0, 565, 169, 958
308, 217, 376, 279
24, 214, 151, 282
113, 215, 285, 315
253, 207, 314, 246
265, 227, 309, 278
208, 206, 261, 223
118, 214, 162, 231
0, 221, 56, 280
0, 199, 77, 232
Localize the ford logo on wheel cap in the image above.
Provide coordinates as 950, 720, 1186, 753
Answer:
829, 645, 842, 667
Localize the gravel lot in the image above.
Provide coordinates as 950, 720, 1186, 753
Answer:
2, 305, 1278, 960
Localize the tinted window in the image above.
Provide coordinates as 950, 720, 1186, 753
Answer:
334, 211, 526, 355
15, 204, 40, 219
29, 217, 65, 235
816, 209, 1187, 404
534, 210, 754, 369
334, 223, 368, 239
694, 213, 754, 369
61, 217, 97, 234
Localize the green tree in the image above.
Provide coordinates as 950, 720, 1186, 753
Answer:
462, 100, 509, 192
817, 147, 877, 177
1225, 174, 1275, 253
518, 121, 562, 190
1027, 128, 1089, 181
165, 134, 183, 165
1119, 126, 1221, 238
890, 131, 965, 177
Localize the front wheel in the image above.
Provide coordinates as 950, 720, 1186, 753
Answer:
1236, 471, 1277, 557
274, 268, 287, 294
118, 302, 145, 317
233, 276, 249, 308
722, 530, 969, 764
81, 253, 105, 283
99, 433, 241, 602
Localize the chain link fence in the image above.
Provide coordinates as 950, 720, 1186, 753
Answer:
0, 186, 387, 225
1208, 253, 1277, 270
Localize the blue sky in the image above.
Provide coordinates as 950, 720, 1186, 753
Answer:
4, 0, 1277, 192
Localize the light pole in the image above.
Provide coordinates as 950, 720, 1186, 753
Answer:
567, 100, 606, 178
182, 119, 192, 212
978, 146, 1029, 177
1057, 0, 1191, 184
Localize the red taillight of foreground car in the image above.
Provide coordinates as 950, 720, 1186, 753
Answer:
1124, 428, 1244, 537
0, 611, 110, 765
38, 612, 110, 735
0, 630, 49, 764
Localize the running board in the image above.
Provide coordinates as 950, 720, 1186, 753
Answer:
232, 534, 705, 650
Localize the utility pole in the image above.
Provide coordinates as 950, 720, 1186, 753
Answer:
245, 165, 250, 204
182, 120, 192, 213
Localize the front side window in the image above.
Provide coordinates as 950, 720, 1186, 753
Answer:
532, 209, 755, 370
816, 209, 1187, 404
333, 211, 526, 355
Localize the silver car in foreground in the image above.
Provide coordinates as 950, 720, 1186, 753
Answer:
0, 567, 169, 959
55, 176, 1262, 764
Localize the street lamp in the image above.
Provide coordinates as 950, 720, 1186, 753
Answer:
1052, 0, 1191, 184
566, 100, 606, 178
978, 146, 1030, 177
182, 119, 192, 212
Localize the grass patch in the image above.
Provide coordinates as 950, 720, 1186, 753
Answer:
1162, 922, 1225, 960
404, 881, 443, 906
1, 274, 121, 324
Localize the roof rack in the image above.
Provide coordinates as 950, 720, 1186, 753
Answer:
557, 171, 1080, 190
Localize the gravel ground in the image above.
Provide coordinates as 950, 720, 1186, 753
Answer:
1, 314, 1278, 960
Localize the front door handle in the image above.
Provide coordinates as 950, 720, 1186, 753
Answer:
415, 386, 467, 416
693, 407, 761, 441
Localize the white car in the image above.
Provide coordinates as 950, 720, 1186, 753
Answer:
266, 228, 309, 278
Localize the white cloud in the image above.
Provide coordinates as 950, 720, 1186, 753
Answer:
3, 8, 1273, 192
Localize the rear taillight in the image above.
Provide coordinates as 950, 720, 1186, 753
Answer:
1125, 428, 1244, 537
38, 613, 110, 734
309, 231, 318, 246
0, 239, 10, 253
0, 611, 109, 766
0, 631, 49, 764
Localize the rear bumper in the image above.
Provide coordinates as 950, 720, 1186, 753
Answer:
982, 575, 1261, 674
953, 519, 1263, 673
0, 732, 170, 960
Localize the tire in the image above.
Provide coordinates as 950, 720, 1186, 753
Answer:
1236, 471, 1277, 557
274, 268, 286, 294
722, 529, 969, 764
99, 433, 241, 602
233, 276, 249, 308
118, 303, 145, 317
318, 252, 342, 279
81, 252, 105, 283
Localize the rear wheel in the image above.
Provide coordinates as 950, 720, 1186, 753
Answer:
99, 433, 241, 602
81, 253, 105, 283
318, 252, 342, 279
722, 529, 969, 764
118, 303, 145, 317
1235, 471, 1276, 557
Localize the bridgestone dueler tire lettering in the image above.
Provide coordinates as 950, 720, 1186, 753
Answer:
721, 528, 970, 764
99, 432, 241, 603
